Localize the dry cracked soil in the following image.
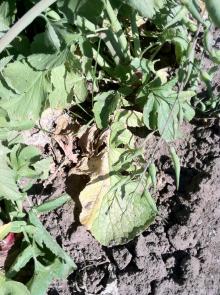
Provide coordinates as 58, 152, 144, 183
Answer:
30, 116, 220, 295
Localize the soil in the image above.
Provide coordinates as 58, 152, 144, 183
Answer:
28, 115, 220, 295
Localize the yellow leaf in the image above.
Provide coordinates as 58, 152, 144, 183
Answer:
79, 130, 157, 246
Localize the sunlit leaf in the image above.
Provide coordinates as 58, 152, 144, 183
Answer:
79, 118, 157, 246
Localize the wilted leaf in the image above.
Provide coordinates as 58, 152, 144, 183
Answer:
79, 129, 157, 246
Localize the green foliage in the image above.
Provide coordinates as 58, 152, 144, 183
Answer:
142, 79, 195, 140
33, 194, 71, 214
93, 91, 119, 129
205, 0, 220, 28
121, 0, 166, 18
0, 278, 31, 295
0, 143, 22, 201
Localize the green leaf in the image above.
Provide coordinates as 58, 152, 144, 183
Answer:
3, 60, 38, 94
27, 51, 68, 71
182, 102, 195, 121
1, 61, 49, 121
0, 221, 26, 240
110, 110, 143, 148
49, 64, 69, 109
33, 193, 71, 214
121, 0, 166, 18
0, 56, 13, 72
57, 0, 103, 24
0, 0, 16, 32
45, 22, 61, 51
143, 94, 155, 129
28, 211, 76, 269
142, 79, 195, 140
49, 63, 87, 108
32, 157, 52, 180
157, 99, 179, 141
169, 146, 180, 190
0, 143, 22, 201
7, 245, 42, 279
71, 71, 88, 103
9, 145, 52, 191
0, 280, 30, 295
93, 91, 119, 129
28, 258, 72, 295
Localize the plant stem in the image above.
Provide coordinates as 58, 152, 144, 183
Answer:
131, 10, 141, 57
102, 0, 130, 61
91, 47, 111, 68
0, 0, 58, 54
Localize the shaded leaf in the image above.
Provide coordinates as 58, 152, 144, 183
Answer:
27, 50, 68, 71
46, 22, 61, 51
93, 91, 119, 129
0, 221, 26, 240
0, 143, 22, 201
7, 245, 41, 279
143, 94, 155, 129
28, 211, 76, 269
121, 0, 166, 18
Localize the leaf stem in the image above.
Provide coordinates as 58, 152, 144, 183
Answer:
131, 10, 141, 57
0, 0, 58, 54
102, 0, 130, 61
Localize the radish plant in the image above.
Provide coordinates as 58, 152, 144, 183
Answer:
0, 0, 219, 293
